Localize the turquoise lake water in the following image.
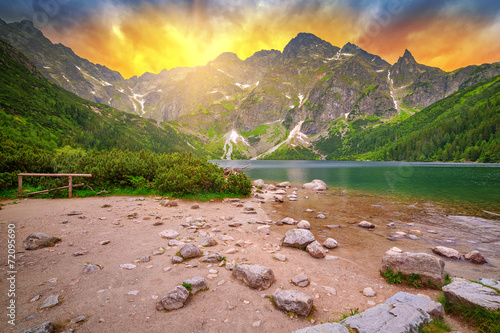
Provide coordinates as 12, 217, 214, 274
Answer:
212, 160, 500, 212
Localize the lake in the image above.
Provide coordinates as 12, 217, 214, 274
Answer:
212, 160, 500, 213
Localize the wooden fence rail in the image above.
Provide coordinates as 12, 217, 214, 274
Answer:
18, 173, 92, 198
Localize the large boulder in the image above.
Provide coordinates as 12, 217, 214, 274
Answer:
442, 280, 500, 311
156, 285, 190, 311
340, 303, 431, 333
302, 179, 327, 191
291, 323, 349, 333
432, 246, 461, 260
232, 264, 275, 290
23, 233, 60, 250
381, 250, 446, 287
282, 229, 316, 249
385, 292, 444, 319
253, 179, 265, 187
273, 290, 313, 317
179, 244, 202, 259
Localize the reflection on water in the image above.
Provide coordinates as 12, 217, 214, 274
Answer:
213, 160, 500, 212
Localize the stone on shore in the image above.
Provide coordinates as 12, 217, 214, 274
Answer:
381, 250, 446, 286
156, 285, 190, 311
340, 303, 431, 333
323, 238, 338, 249
200, 236, 218, 247
432, 246, 461, 260
386, 292, 444, 319
291, 273, 310, 287
182, 276, 207, 294
23, 322, 55, 333
358, 221, 375, 229
306, 241, 326, 258
291, 322, 349, 333
281, 217, 297, 225
442, 280, 500, 311
464, 250, 487, 264
273, 289, 313, 316
277, 182, 291, 187
282, 229, 316, 249
232, 264, 275, 290
274, 195, 284, 203
24, 233, 60, 250
179, 244, 202, 259
302, 179, 327, 191
297, 220, 311, 229
253, 179, 265, 187
159, 229, 180, 239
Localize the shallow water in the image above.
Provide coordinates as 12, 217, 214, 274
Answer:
213, 160, 500, 281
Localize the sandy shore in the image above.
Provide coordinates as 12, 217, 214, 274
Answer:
0, 186, 487, 332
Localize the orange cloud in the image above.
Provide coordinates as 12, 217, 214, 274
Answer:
40, 1, 500, 78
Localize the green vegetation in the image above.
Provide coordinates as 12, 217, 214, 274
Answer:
317, 75, 500, 162
0, 40, 251, 199
181, 282, 192, 291
419, 318, 453, 333
262, 145, 318, 160
380, 268, 437, 289
437, 293, 500, 333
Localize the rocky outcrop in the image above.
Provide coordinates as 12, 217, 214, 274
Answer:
385, 292, 444, 319
381, 250, 446, 286
23, 233, 60, 250
273, 289, 313, 317
232, 264, 275, 290
442, 280, 500, 311
282, 229, 316, 249
301, 180, 327, 191
291, 323, 349, 333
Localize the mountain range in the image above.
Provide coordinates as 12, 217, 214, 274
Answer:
1, 18, 499, 161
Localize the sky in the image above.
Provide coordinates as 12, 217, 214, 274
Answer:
1, 0, 499, 79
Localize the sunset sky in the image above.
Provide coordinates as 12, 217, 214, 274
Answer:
1, 0, 499, 78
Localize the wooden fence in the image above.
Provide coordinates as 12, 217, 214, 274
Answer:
18, 173, 92, 198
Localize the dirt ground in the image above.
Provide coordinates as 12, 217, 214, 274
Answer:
0, 186, 484, 332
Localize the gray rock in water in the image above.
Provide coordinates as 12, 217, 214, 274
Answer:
200, 236, 217, 247
323, 238, 338, 249
381, 251, 446, 286
297, 220, 311, 229
282, 229, 316, 249
182, 276, 207, 294
306, 241, 326, 258
464, 250, 487, 264
291, 273, 310, 287
273, 289, 313, 317
180, 244, 202, 259
291, 322, 349, 333
23, 321, 54, 333
281, 217, 297, 225
201, 253, 223, 263
232, 264, 275, 290
156, 285, 190, 311
159, 229, 180, 239
432, 246, 461, 260
386, 292, 444, 319
40, 295, 60, 309
442, 280, 500, 311
24, 233, 60, 250
358, 221, 375, 229
340, 302, 431, 333
302, 179, 327, 191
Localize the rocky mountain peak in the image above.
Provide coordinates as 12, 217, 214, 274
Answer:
398, 49, 417, 65
212, 52, 242, 65
282, 32, 336, 59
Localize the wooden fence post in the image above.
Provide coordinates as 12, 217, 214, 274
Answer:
68, 176, 73, 198
18, 174, 23, 197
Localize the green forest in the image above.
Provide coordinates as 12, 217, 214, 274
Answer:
0, 39, 251, 198
316, 75, 500, 162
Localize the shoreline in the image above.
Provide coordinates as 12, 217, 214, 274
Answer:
1, 184, 496, 332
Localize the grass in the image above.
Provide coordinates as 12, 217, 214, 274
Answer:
419, 318, 453, 333
380, 267, 441, 289
181, 282, 192, 291
437, 293, 500, 333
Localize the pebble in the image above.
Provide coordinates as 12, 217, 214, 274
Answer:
127, 290, 139, 295
100, 240, 110, 245
273, 254, 287, 262
253, 321, 261, 327
363, 287, 376, 297
120, 264, 136, 270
